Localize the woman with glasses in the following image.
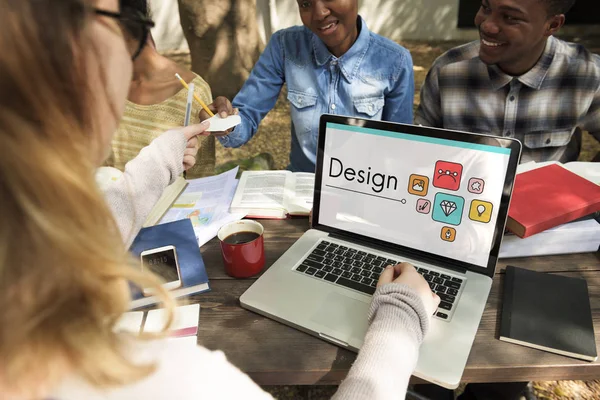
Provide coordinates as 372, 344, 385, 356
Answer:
104, 0, 217, 179
0, 0, 438, 398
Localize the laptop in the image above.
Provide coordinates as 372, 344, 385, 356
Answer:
240, 114, 522, 389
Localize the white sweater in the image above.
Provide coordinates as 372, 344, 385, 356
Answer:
49, 285, 428, 400
65, 131, 429, 399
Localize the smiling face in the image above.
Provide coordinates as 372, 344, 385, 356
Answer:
474, 0, 564, 75
297, 0, 359, 57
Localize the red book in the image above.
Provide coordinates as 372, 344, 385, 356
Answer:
506, 164, 600, 238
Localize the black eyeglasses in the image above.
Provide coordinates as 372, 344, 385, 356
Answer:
93, 8, 155, 60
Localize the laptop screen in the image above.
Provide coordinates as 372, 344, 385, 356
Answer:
314, 117, 520, 274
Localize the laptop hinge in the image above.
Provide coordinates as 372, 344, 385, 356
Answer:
328, 232, 468, 275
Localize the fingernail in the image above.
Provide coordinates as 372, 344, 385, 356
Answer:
220, 112, 227, 118
386, 265, 392, 270
201, 120, 210, 127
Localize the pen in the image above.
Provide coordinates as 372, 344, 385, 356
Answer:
184, 83, 194, 127
175, 73, 214, 117
182, 83, 195, 179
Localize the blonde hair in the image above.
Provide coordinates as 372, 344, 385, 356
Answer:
0, 0, 173, 395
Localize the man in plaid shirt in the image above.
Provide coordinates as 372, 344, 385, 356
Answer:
416, 1, 598, 399
416, 0, 600, 163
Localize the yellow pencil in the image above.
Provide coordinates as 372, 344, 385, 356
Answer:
175, 73, 214, 117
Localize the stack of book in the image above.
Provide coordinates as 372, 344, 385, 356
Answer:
499, 162, 600, 258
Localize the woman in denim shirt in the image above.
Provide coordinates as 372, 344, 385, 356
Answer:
208, 0, 415, 172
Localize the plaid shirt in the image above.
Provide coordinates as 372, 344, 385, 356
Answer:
415, 36, 600, 162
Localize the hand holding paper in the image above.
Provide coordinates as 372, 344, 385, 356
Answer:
199, 96, 239, 136
205, 114, 241, 132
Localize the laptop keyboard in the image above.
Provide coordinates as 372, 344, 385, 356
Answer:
294, 240, 465, 321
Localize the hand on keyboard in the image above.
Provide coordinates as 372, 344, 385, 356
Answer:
377, 263, 441, 316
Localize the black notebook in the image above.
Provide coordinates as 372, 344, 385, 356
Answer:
500, 265, 597, 361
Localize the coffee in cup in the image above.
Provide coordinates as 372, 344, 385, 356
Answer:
217, 220, 265, 278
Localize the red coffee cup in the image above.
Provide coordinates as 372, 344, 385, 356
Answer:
217, 220, 265, 278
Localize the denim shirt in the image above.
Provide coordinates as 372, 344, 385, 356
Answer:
219, 17, 414, 172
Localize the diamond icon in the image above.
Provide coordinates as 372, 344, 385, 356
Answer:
432, 193, 465, 226
440, 200, 457, 216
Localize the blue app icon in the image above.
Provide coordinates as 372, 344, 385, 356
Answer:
432, 193, 465, 226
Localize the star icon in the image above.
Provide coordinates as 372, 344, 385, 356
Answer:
468, 178, 485, 194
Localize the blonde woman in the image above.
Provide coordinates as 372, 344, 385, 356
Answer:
0, 1, 439, 399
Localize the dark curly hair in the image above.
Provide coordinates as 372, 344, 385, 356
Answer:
119, 0, 151, 37
543, 0, 576, 15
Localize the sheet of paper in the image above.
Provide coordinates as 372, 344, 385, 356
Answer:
166, 335, 199, 347
236, 171, 288, 208
194, 180, 245, 247
143, 303, 200, 337
205, 114, 241, 132
160, 167, 245, 246
114, 311, 144, 333
161, 167, 238, 228
564, 162, 600, 184
515, 160, 539, 174
292, 172, 314, 203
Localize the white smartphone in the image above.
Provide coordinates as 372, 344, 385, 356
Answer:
140, 245, 182, 295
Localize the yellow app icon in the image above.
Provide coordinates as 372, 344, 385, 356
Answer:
440, 226, 456, 242
469, 200, 493, 223
408, 174, 429, 196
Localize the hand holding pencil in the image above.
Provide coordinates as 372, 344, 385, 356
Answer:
174, 74, 238, 137
175, 73, 214, 117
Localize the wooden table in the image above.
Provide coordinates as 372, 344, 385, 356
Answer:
193, 219, 600, 385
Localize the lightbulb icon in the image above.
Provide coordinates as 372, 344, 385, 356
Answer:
477, 204, 486, 217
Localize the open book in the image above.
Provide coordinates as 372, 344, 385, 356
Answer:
230, 171, 315, 219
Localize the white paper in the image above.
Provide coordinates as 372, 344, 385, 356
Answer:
160, 167, 244, 246
563, 162, 600, 184
114, 311, 144, 333
235, 171, 289, 208
143, 304, 200, 334
161, 167, 238, 224
205, 114, 241, 132
194, 180, 245, 247
287, 172, 315, 214
515, 160, 539, 174
166, 335, 199, 347
500, 218, 600, 258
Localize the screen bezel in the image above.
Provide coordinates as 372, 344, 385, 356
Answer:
312, 114, 522, 279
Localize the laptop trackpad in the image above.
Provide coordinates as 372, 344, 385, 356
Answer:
310, 292, 369, 343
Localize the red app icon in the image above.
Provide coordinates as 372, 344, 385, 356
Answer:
433, 161, 463, 191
